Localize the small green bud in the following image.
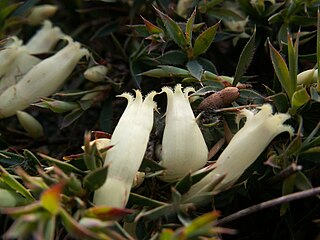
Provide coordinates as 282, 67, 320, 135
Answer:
16, 111, 44, 138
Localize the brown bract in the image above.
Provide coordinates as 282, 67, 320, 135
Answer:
197, 87, 240, 111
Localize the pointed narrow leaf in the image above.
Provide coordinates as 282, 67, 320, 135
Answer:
84, 206, 134, 221
129, 193, 166, 207
154, 7, 186, 49
38, 153, 85, 175
40, 183, 64, 215
140, 66, 190, 78
287, 31, 298, 93
141, 16, 163, 34
184, 211, 220, 236
193, 22, 219, 58
269, 41, 294, 99
186, 8, 196, 48
175, 173, 192, 194
187, 59, 203, 81
233, 30, 256, 86
0, 165, 34, 201
83, 165, 108, 191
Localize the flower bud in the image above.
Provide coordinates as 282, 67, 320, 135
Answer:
93, 90, 157, 208
157, 84, 208, 182
27, 4, 58, 26
0, 37, 90, 118
84, 65, 109, 82
25, 20, 64, 54
184, 104, 293, 198
297, 69, 318, 85
16, 110, 44, 138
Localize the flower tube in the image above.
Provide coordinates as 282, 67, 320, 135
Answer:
0, 37, 89, 119
184, 104, 293, 198
158, 84, 208, 182
93, 90, 157, 208
25, 20, 64, 54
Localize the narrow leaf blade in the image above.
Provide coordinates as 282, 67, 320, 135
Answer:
233, 29, 256, 86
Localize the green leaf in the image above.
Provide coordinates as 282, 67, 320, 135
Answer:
291, 87, 310, 112
129, 193, 166, 207
186, 8, 196, 48
233, 29, 256, 86
269, 41, 294, 100
23, 149, 41, 167
61, 108, 84, 129
83, 165, 108, 191
175, 173, 192, 194
40, 183, 63, 215
193, 22, 219, 58
0, 150, 25, 166
154, 7, 186, 49
287, 31, 298, 94
129, 59, 143, 88
237, 89, 266, 105
139, 158, 166, 172
183, 211, 220, 237
141, 16, 164, 34
137, 204, 174, 221
295, 171, 313, 191
270, 92, 290, 113
38, 153, 85, 175
140, 66, 190, 78
280, 174, 296, 216
0, 165, 34, 201
84, 206, 134, 221
156, 50, 187, 65
187, 59, 203, 81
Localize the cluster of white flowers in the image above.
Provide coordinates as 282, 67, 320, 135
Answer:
93, 84, 293, 208
0, 12, 90, 138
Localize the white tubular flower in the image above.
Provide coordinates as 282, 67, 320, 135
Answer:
0, 37, 89, 119
185, 104, 294, 198
93, 90, 157, 208
158, 84, 208, 182
84, 65, 109, 82
27, 4, 58, 26
16, 110, 44, 138
25, 20, 64, 54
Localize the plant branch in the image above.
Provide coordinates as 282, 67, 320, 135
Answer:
215, 187, 320, 226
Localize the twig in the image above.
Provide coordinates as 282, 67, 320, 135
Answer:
215, 186, 320, 226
